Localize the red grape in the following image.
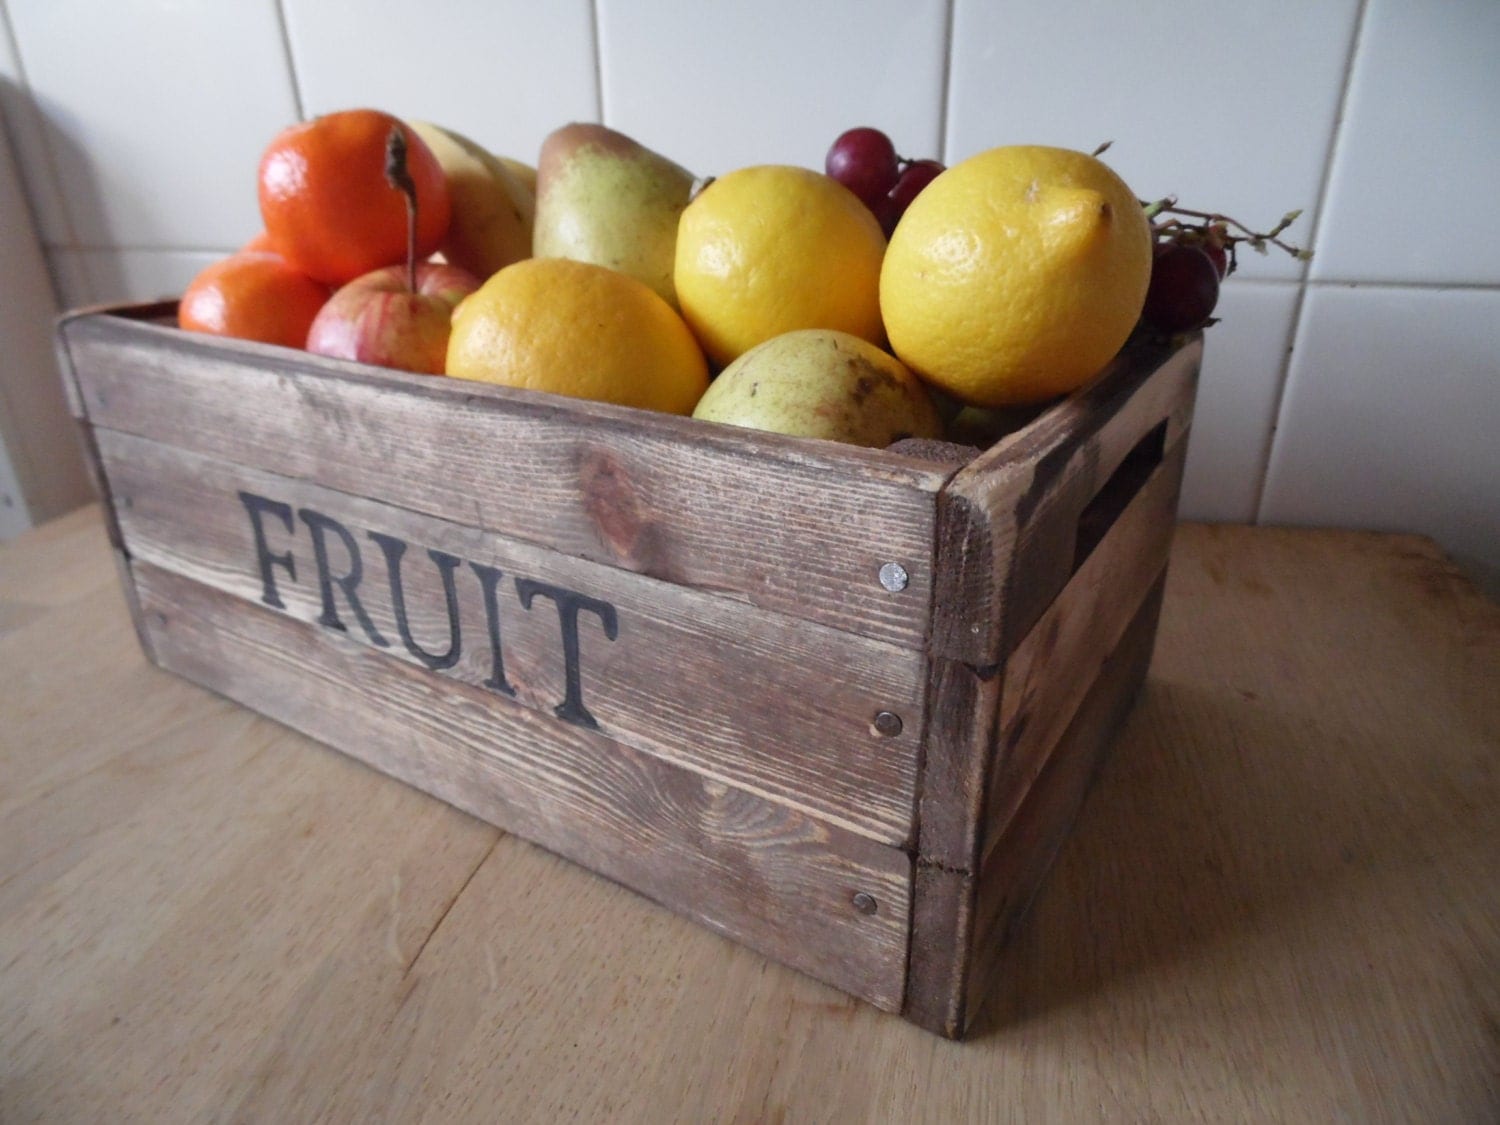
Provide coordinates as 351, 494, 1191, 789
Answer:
826, 127, 900, 209
1142, 243, 1221, 332
878, 159, 945, 236
1202, 240, 1229, 278
888, 159, 944, 211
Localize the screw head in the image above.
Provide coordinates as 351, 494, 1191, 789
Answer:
878, 562, 909, 592
852, 892, 878, 915
872, 711, 903, 737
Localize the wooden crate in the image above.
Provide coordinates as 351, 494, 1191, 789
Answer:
56, 302, 1200, 1038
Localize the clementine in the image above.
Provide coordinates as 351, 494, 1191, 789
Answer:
258, 109, 450, 286
178, 251, 331, 348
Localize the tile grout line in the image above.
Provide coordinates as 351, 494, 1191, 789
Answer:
589, 0, 606, 125
1250, 0, 1371, 525
0, 0, 96, 301
936, 0, 956, 164
272, 0, 306, 123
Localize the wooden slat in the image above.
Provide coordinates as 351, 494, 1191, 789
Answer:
930, 337, 1201, 666
904, 369, 1192, 1036
58, 310, 951, 651
965, 573, 1167, 1028
97, 428, 926, 845
981, 438, 1186, 867
900, 657, 1000, 1035
132, 561, 914, 1013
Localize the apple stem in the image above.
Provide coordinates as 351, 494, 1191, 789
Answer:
385, 127, 419, 294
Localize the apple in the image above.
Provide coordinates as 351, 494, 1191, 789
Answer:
306, 261, 479, 375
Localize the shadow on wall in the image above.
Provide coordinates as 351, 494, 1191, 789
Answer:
0, 78, 96, 534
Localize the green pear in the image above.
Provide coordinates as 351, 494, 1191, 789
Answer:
534, 123, 696, 309
693, 330, 942, 449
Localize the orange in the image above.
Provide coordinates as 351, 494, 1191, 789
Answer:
258, 109, 451, 286
446, 258, 708, 415
178, 251, 330, 348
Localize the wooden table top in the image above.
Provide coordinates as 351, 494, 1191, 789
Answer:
3, 505, 1497, 1122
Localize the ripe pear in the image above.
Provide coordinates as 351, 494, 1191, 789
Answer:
693, 329, 942, 449
534, 123, 695, 309
405, 120, 534, 280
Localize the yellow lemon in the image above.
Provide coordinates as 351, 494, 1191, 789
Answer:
674, 165, 886, 368
879, 145, 1152, 406
445, 258, 708, 415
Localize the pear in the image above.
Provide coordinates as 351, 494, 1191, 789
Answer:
405, 120, 534, 280
534, 123, 695, 309
693, 329, 942, 449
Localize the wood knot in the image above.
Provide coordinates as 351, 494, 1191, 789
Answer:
578, 447, 678, 582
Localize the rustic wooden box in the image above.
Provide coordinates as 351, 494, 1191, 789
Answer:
57, 302, 1200, 1038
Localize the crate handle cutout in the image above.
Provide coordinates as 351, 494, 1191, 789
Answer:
1072, 418, 1168, 573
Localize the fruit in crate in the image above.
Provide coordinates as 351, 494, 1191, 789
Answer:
405, 120, 535, 280
675, 165, 886, 368
257, 109, 451, 285
825, 127, 945, 237
305, 261, 479, 375
496, 156, 537, 197
880, 145, 1153, 407
1141, 242, 1221, 333
445, 258, 709, 416
178, 251, 330, 348
534, 123, 696, 308
693, 329, 941, 449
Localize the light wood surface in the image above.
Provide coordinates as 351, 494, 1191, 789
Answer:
3, 505, 1497, 1122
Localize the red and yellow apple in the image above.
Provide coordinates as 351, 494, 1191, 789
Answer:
306, 261, 480, 375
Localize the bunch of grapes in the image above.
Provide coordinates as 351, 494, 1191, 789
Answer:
825, 127, 945, 238
1140, 198, 1311, 334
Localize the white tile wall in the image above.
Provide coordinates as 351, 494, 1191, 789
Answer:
0, 0, 1495, 593
597, 0, 948, 176
6, 0, 299, 251
1179, 281, 1300, 524
946, 0, 1358, 282
1312, 0, 1500, 284
282, 0, 599, 164
1261, 285, 1500, 591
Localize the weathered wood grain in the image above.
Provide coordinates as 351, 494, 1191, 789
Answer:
981, 438, 1186, 867
900, 656, 1000, 1035
902, 354, 1194, 1036
97, 427, 926, 845
132, 560, 914, 1012
966, 573, 1166, 1026
930, 337, 1200, 666
59, 310, 952, 650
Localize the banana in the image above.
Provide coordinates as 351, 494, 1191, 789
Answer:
406, 120, 534, 281
496, 156, 537, 198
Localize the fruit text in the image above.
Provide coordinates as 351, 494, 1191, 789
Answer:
238, 491, 619, 730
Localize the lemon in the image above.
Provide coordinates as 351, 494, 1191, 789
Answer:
674, 165, 886, 368
879, 145, 1152, 406
446, 258, 708, 415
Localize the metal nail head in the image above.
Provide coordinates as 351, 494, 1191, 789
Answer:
873, 711, 903, 737
878, 562, 909, 592
852, 892, 878, 915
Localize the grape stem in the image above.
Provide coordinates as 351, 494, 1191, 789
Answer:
1141, 196, 1312, 264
